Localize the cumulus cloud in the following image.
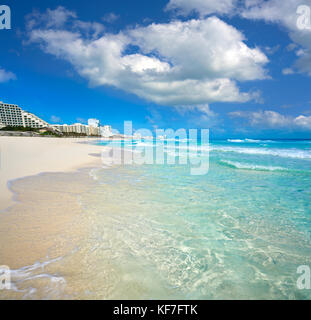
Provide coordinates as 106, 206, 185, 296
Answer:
240, 0, 311, 75
27, 7, 268, 108
282, 68, 295, 75
166, 0, 311, 76
26, 6, 105, 38
26, 6, 77, 30
229, 110, 311, 130
166, 0, 237, 16
0, 68, 16, 83
102, 13, 120, 23
294, 115, 311, 128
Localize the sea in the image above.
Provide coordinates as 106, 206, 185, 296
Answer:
1, 138, 311, 299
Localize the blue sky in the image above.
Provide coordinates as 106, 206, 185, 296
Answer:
1, 0, 311, 138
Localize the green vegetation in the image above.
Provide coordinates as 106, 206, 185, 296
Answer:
0, 126, 38, 132
0, 126, 101, 138
39, 131, 62, 137
62, 132, 87, 137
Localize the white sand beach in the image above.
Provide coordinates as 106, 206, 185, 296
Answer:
0, 137, 104, 212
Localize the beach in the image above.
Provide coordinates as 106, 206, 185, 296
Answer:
0, 137, 104, 212
0, 137, 107, 299
1, 137, 311, 299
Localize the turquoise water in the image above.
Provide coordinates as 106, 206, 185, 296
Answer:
88, 138, 311, 299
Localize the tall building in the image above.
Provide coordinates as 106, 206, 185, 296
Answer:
100, 125, 113, 137
0, 102, 24, 127
22, 111, 49, 128
88, 119, 100, 128
0, 101, 49, 128
88, 118, 101, 136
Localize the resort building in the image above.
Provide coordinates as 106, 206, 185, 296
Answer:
52, 123, 89, 135
22, 111, 49, 128
0, 102, 24, 127
100, 125, 114, 137
0, 100, 114, 137
88, 118, 101, 136
52, 120, 102, 136
88, 119, 100, 128
0, 101, 49, 128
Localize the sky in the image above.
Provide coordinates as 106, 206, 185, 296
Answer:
1, 0, 311, 139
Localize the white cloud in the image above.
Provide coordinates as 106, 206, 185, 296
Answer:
26, 6, 77, 30
26, 6, 105, 38
294, 115, 311, 128
0, 68, 16, 83
282, 68, 294, 75
102, 13, 120, 23
166, 0, 237, 16
27, 7, 268, 108
229, 110, 311, 130
240, 0, 311, 75
166, 0, 311, 76
129, 18, 268, 81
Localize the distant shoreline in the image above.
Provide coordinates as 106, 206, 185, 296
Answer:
0, 131, 133, 140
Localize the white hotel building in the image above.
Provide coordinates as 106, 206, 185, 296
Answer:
0, 100, 114, 137
0, 101, 49, 129
52, 119, 112, 137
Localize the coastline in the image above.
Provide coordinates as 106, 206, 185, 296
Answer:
1, 137, 311, 299
0, 137, 109, 299
0, 136, 105, 212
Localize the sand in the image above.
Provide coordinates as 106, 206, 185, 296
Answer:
0, 137, 109, 299
0, 137, 104, 212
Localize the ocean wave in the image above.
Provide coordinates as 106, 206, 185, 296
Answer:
212, 146, 311, 160
7, 257, 66, 297
227, 138, 274, 143
173, 145, 311, 160
227, 139, 245, 143
121, 141, 311, 160
219, 160, 289, 172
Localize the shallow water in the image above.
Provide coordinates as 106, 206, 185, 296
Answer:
1, 138, 311, 299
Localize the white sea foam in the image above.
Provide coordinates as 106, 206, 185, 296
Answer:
219, 160, 288, 172
211, 146, 311, 159
106, 140, 311, 160
8, 257, 65, 296
227, 139, 245, 143
227, 138, 274, 143
170, 144, 311, 160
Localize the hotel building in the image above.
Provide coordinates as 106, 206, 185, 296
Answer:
100, 125, 113, 137
88, 119, 101, 136
0, 101, 49, 129
0, 100, 114, 137
52, 122, 101, 136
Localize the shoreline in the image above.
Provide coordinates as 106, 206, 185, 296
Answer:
0, 136, 105, 212
0, 168, 99, 299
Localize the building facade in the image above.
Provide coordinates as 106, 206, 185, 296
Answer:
52, 121, 101, 136
100, 125, 114, 137
88, 118, 101, 136
0, 102, 24, 127
0, 101, 49, 128
0, 101, 114, 137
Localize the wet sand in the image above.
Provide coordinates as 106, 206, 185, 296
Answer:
0, 170, 99, 299
0, 137, 109, 299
